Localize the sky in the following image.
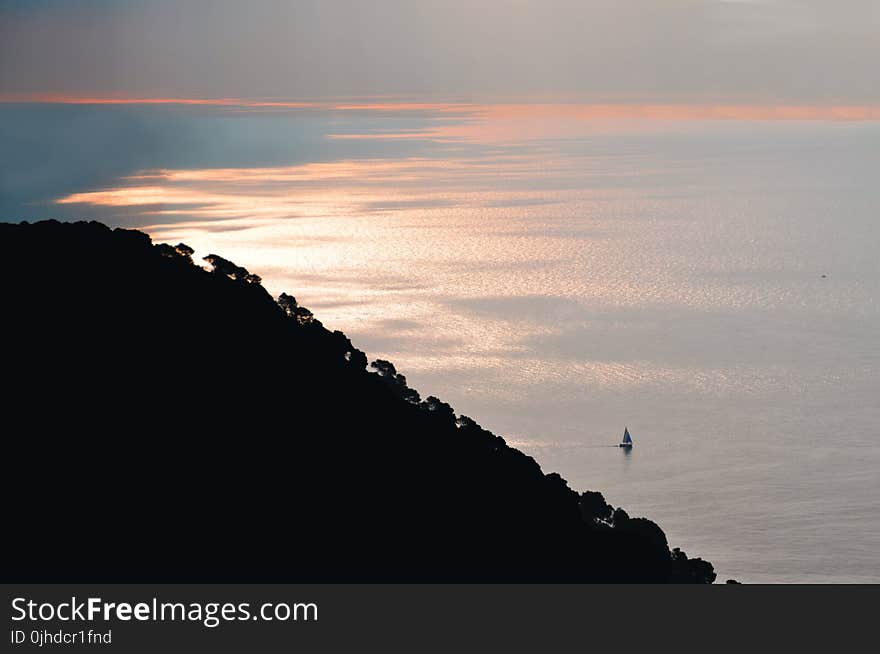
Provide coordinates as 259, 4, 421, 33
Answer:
1, 0, 878, 103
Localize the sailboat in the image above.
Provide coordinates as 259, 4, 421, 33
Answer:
619, 427, 633, 448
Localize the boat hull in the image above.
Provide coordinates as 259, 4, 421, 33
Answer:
618, 443, 632, 448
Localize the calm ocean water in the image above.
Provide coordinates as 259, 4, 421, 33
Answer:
3, 103, 878, 582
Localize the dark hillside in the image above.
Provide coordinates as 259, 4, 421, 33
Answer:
1, 220, 715, 583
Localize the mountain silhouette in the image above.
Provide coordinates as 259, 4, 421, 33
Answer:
1, 220, 715, 583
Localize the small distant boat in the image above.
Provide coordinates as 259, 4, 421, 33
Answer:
619, 427, 633, 448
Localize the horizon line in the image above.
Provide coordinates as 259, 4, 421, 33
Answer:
3, 93, 880, 121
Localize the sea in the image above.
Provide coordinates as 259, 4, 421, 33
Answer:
2, 101, 878, 582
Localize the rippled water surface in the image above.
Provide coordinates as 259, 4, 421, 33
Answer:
3, 103, 878, 581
